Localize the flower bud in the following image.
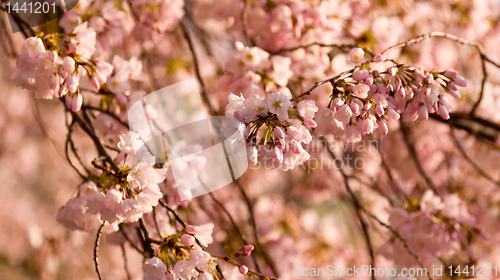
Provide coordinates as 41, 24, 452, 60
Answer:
269, 146, 283, 163
375, 104, 384, 116
274, 127, 285, 139
243, 245, 254, 256
397, 86, 406, 98
185, 225, 199, 234
49, 50, 57, 62
453, 75, 467, 87
62, 57, 75, 73
443, 69, 458, 78
373, 54, 386, 63
438, 104, 450, 120
286, 126, 302, 140
447, 82, 457, 91
352, 69, 369, 81
418, 105, 429, 121
180, 234, 195, 247
378, 120, 388, 135
66, 75, 79, 93
239, 265, 249, 275
388, 67, 397, 76
93, 167, 103, 176
448, 90, 461, 99
333, 97, 344, 108
387, 109, 400, 121
290, 141, 301, 154
275, 138, 285, 150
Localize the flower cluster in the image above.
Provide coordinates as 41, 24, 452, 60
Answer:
379, 190, 477, 267
57, 132, 166, 231
141, 223, 219, 280
10, 23, 113, 111
314, 48, 466, 142
223, 92, 317, 171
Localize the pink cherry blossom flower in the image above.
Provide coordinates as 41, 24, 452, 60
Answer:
349, 47, 364, 64
181, 234, 195, 246
173, 260, 199, 280
195, 223, 214, 247
267, 92, 292, 122
143, 257, 167, 280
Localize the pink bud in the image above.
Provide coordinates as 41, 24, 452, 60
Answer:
93, 167, 103, 176
68, 42, 78, 53
62, 57, 75, 73
286, 126, 302, 141
378, 120, 388, 135
448, 90, 461, 99
444, 69, 458, 78
373, 54, 386, 63
397, 86, 406, 98
66, 94, 83, 112
365, 76, 374, 86
185, 225, 199, 234
352, 69, 369, 81
239, 265, 248, 275
235, 252, 242, 257
364, 102, 372, 111
275, 138, 285, 150
66, 75, 79, 93
447, 82, 457, 91
290, 141, 301, 154
303, 118, 317, 128
243, 245, 254, 256
387, 109, 400, 121
361, 118, 374, 134
453, 75, 467, 87
274, 127, 285, 139
333, 97, 344, 108
375, 104, 384, 116
418, 106, 429, 121
180, 234, 195, 246
388, 67, 397, 76
438, 105, 450, 120
58, 85, 68, 98
90, 76, 100, 90
49, 50, 57, 62
269, 146, 283, 163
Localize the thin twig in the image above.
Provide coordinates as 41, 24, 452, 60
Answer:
94, 223, 105, 280
121, 244, 132, 280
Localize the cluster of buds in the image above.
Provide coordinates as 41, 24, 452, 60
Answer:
224, 92, 318, 171
315, 48, 466, 142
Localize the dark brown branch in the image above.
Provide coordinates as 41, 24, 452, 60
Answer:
94, 223, 104, 280
82, 105, 129, 128
139, 217, 155, 258
62, 99, 121, 174
158, 199, 186, 227
121, 244, 132, 280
